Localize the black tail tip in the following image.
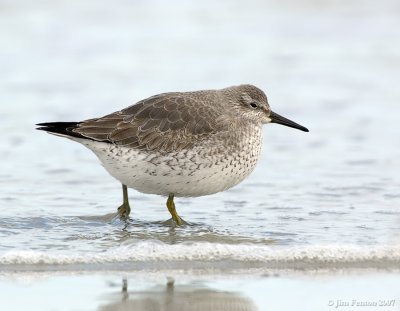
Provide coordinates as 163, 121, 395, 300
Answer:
36, 121, 81, 137
36, 121, 78, 128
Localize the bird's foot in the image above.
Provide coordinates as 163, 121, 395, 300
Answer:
163, 216, 188, 227
117, 202, 131, 219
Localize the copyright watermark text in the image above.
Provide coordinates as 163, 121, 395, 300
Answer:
328, 300, 396, 308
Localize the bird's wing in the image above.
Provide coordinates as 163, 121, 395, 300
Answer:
73, 92, 231, 152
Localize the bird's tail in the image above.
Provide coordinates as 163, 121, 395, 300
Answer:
36, 122, 84, 139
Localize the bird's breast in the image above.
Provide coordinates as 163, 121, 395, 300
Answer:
84, 124, 263, 197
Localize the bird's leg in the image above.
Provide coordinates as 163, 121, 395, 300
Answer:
121, 278, 128, 301
117, 184, 131, 219
166, 194, 183, 226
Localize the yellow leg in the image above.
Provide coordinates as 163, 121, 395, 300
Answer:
166, 194, 183, 226
117, 184, 131, 219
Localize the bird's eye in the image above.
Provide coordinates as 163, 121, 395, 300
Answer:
250, 102, 258, 108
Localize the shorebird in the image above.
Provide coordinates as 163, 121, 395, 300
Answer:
37, 84, 308, 225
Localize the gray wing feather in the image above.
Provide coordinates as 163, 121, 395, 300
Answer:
73, 92, 229, 152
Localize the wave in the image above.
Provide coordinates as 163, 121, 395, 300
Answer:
1, 242, 400, 270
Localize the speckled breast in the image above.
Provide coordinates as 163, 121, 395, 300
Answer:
85, 123, 263, 197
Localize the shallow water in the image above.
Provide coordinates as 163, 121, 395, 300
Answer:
1, 0, 400, 274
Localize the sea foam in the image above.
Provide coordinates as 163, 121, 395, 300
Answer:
1, 242, 399, 270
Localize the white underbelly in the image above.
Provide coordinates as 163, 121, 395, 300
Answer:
80, 140, 261, 197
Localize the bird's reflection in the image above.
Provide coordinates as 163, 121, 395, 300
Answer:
99, 278, 256, 311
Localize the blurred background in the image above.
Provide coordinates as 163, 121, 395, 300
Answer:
0, 1, 400, 310
2, 0, 399, 118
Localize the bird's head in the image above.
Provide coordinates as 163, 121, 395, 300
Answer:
226, 84, 309, 132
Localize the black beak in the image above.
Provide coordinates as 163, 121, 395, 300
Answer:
270, 111, 309, 132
